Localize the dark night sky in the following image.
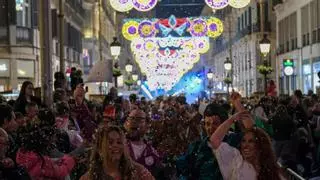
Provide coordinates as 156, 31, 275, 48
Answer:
155, 0, 206, 18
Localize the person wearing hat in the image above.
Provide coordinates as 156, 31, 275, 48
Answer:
176, 102, 244, 180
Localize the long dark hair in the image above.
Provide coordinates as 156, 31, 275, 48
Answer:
245, 128, 284, 180
88, 126, 137, 180
18, 81, 33, 100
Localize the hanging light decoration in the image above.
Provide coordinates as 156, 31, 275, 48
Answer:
132, 0, 158, 12
122, 15, 225, 92
229, 0, 251, 8
205, 0, 229, 10
122, 21, 140, 41
109, 0, 134, 12
190, 18, 208, 37
206, 17, 224, 38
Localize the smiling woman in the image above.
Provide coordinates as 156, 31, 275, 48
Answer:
80, 126, 154, 180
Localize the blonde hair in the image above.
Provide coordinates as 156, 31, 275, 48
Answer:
88, 126, 137, 180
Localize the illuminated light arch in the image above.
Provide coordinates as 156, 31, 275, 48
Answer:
131, 37, 209, 91
109, 0, 134, 12
205, 0, 229, 9
229, 0, 251, 8
123, 15, 224, 92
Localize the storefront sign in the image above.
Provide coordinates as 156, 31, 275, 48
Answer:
283, 59, 294, 76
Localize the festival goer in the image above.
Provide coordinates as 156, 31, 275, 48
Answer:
80, 126, 154, 180
14, 81, 41, 115
70, 85, 97, 142
16, 120, 76, 179
125, 109, 161, 177
0, 128, 31, 179
210, 110, 285, 180
15, 112, 26, 127
25, 102, 39, 124
176, 103, 241, 179
269, 104, 295, 163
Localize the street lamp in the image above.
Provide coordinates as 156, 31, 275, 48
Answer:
224, 57, 232, 71
110, 37, 121, 58
207, 69, 214, 79
125, 61, 133, 73
132, 73, 139, 81
259, 34, 271, 57
137, 80, 141, 86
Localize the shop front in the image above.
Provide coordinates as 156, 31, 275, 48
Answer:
0, 59, 10, 92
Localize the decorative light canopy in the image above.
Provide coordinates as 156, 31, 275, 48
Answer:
224, 57, 232, 71
110, 37, 121, 58
259, 34, 271, 57
123, 15, 224, 91
122, 15, 224, 40
205, 0, 251, 10
109, 0, 158, 12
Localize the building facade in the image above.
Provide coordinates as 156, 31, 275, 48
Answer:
274, 0, 320, 95
0, 0, 85, 95
201, 0, 277, 97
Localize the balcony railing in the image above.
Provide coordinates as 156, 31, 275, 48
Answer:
16, 26, 32, 44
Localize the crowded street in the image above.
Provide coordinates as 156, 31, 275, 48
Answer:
0, 0, 320, 179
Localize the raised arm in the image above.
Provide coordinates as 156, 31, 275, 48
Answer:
210, 111, 251, 149
230, 92, 254, 129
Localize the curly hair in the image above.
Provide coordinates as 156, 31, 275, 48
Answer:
244, 127, 284, 180
88, 126, 139, 180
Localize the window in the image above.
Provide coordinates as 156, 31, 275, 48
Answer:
245, 10, 248, 27
311, 0, 318, 44
248, 7, 252, 26
16, 0, 30, 27
301, 5, 310, 47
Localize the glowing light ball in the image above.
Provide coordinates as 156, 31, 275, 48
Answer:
138, 21, 156, 38
190, 18, 208, 37
122, 21, 139, 41
132, 0, 158, 12
205, 0, 229, 9
206, 17, 224, 38
109, 0, 133, 12
229, 0, 251, 8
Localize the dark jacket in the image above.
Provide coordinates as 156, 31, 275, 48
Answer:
176, 133, 241, 180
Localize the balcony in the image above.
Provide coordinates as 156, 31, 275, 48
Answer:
16, 26, 32, 44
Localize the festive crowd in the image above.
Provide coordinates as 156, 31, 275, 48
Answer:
1, 73, 320, 179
